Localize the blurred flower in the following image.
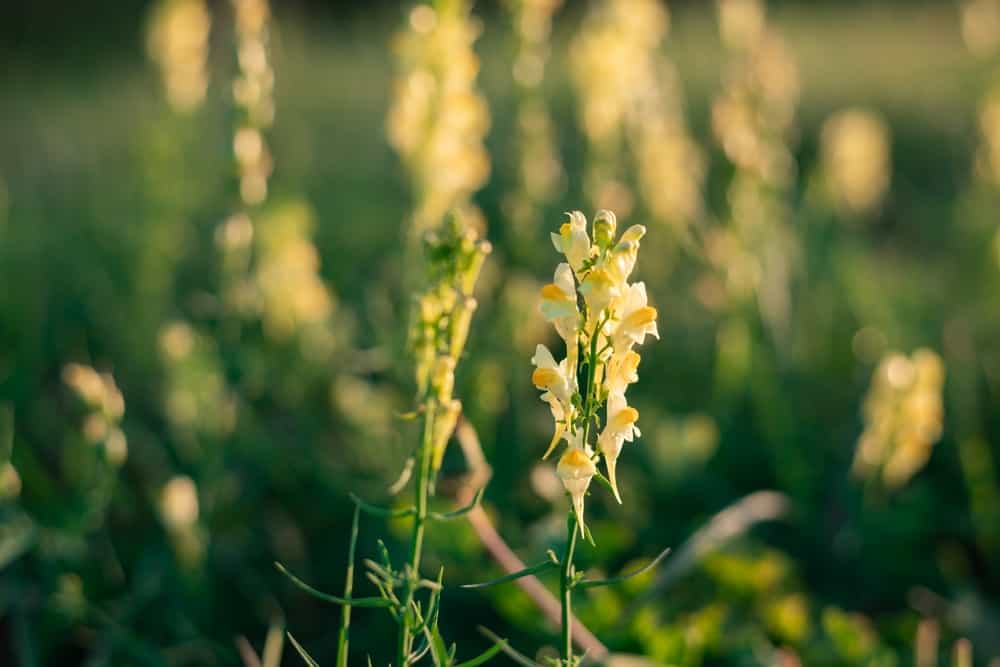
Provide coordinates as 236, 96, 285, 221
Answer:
63, 364, 128, 467
147, 0, 212, 113
569, 0, 705, 229
853, 348, 946, 489
709, 2, 799, 342
821, 109, 892, 216
503, 0, 565, 230
961, 0, 1000, 58
387, 2, 491, 231
0, 462, 21, 500
160, 475, 199, 530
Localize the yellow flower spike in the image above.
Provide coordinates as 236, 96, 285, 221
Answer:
557, 445, 597, 538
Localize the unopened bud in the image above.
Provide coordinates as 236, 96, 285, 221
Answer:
449, 297, 478, 359
593, 209, 617, 248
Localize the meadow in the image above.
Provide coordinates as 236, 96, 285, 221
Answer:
1, 1, 999, 665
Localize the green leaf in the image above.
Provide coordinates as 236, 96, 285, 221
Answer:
275, 562, 393, 608
453, 640, 507, 667
460, 560, 558, 589
287, 633, 320, 667
476, 627, 542, 667
429, 487, 485, 521
350, 493, 416, 519
576, 546, 672, 589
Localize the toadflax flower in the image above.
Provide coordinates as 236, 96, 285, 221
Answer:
531, 343, 577, 459
556, 441, 597, 538
532, 209, 659, 531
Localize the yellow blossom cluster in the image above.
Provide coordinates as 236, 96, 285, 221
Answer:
231, 0, 275, 206
158, 320, 237, 440
387, 2, 491, 231
159, 474, 205, 566
410, 211, 491, 476
569, 0, 704, 228
820, 109, 892, 216
961, 0, 1000, 58
253, 202, 337, 348
147, 0, 212, 113
62, 363, 128, 467
975, 87, 1000, 186
504, 0, 565, 231
853, 349, 946, 490
533, 210, 658, 534
703, 0, 799, 338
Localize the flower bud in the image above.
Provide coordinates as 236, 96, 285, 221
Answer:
431, 399, 462, 474
449, 296, 478, 359
593, 210, 618, 248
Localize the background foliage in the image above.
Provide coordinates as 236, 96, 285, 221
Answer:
1, 1, 1000, 665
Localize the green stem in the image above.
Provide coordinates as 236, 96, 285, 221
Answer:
581, 318, 602, 447
560, 512, 579, 667
336, 503, 361, 667
398, 399, 437, 667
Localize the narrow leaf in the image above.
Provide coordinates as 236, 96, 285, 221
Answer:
453, 641, 507, 667
350, 493, 416, 519
576, 546, 672, 589
460, 560, 558, 589
429, 487, 485, 521
275, 562, 393, 608
287, 633, 320, 667
476, 627, 543, 667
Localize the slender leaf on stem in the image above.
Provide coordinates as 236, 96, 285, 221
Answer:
424, 622, 451, 667
286, 633, 320, 667
453, 641, 507, 667
476, 627, 544, 667
576, 547, 672, 590
592, 471, 615, 495
429, 487, 485, 521
460, 560, 558, 589
336, 503, 361, 667
275, 562, 393, 608
350, 493, 417, 519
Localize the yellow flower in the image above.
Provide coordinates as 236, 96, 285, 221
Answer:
539, 262, 579, 344
597, 391, 640, 503
604, 350, 640, 395
578, 266, 620, 316
612, 282, 659, 351
557, 442, 597, 538
606, 224, 646, 284
531, 344, 577, 458
550, 211, 592, 273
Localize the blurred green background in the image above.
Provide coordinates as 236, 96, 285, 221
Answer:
2, 0, 1000, 665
